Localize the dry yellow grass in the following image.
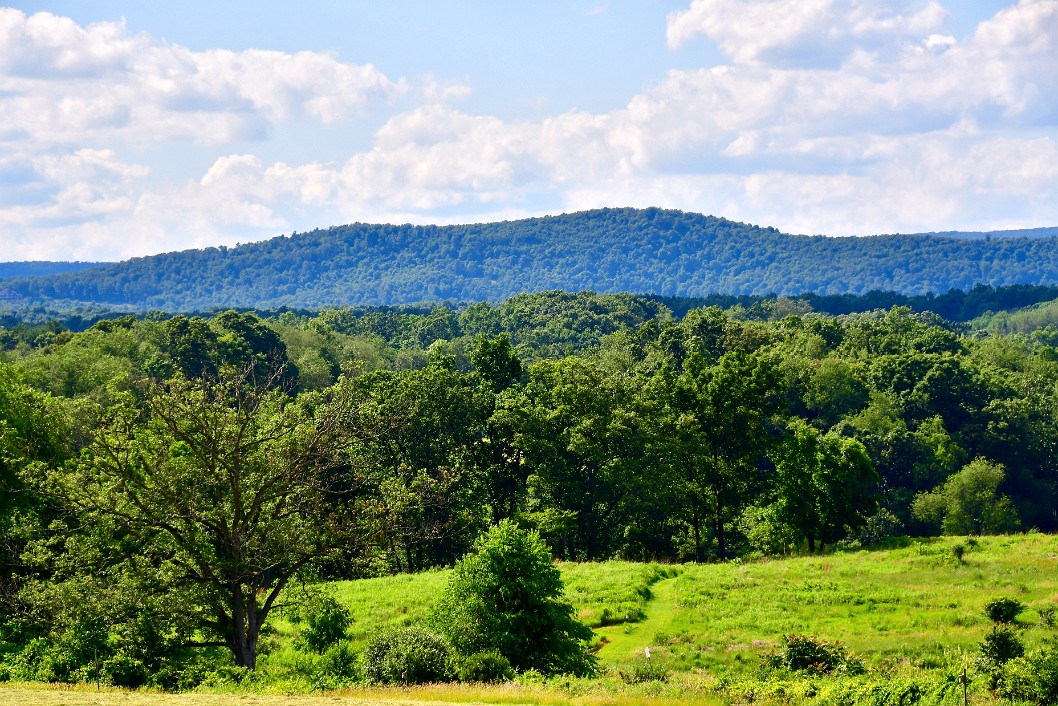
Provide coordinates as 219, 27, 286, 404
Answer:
0, 682, 723, 706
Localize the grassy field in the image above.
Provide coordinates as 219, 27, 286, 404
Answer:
5, 533, 1057, 704
303, 534, 1058, 677
594, 534, 1058, 676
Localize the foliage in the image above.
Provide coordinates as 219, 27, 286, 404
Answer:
360, 626, 451, 685
772, 420, 878, 552
451, 650, 514, 683
671, 350, 784, 559
508, 358, 656, 560
912, 458, 1021, 535
7, 286, 1058, 690
976, 625, 1024, 673
853, 508, 904, 548
983, 597, 1025, 624
296, 592, 352, 653
431, 520, 595, 676
763, 634, 864, 676
997, 638, 1058, 705
27, 365, 387, 670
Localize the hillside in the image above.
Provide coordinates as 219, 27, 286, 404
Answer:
5, 208, 1058, 310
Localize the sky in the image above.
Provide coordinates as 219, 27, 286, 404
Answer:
1, 0, 1056, 262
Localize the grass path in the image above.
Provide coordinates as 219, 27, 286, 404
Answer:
593, 576, 679, 662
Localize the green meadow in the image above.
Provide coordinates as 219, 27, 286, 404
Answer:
262, 534, 1055, 703
5, 533, 1056, 705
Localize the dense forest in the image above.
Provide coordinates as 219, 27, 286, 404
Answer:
2, 290, 1057, 687
6, 208, 1058, 309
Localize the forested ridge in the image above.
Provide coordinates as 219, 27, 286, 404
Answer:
6, 208, 1058, 309
0, 262, 108, 281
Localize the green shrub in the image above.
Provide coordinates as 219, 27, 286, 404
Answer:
764, 634, 863, 675
298, 592, 352, 653
361, 626, 451, 685
976, 625, 1024, 673
997, 639, 1058, 705
452, 649, 513, 683
855, 508, 904, 548
1039, 607, 1056, 628
430, 520, 595, 676
102, 652, 148, 688
148, 653, 218, 692
323, 641, 359, 681
984, 597, 1025, 624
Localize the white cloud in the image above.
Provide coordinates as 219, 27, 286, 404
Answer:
2, 2, 1057, 262
0, 8, 405, 149
666, 0, 948, 65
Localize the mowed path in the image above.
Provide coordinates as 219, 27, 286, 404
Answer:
593, 576, 680, 662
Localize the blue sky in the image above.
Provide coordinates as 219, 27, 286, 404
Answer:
1, 1, 1055, 261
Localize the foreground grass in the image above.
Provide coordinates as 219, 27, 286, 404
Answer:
2, 680, 724, 706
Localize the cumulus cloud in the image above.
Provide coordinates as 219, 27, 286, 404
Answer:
0, 8, 405, 148
2, 2, 1058, 260
666, 0, 949, 65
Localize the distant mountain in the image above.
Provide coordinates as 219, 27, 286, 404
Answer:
914, 226, 1058, 240
5, 208, 1058, 310
0, 261, 110, 280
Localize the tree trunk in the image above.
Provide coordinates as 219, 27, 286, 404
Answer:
692, 511, 702, 563
714, 506, 726, 560
226, 585, 263, 670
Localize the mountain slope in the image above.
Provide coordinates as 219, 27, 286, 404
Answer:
6, 208, 1058, 310
0, 261, 109, 280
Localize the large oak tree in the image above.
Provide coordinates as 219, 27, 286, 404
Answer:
42, 365, 386, 669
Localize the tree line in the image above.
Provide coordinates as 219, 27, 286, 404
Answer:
1, 296, 1056, 679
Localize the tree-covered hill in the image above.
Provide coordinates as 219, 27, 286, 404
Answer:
6, 208, 1058, 310
925, 225, 1058, 240
0, 261, 108, 281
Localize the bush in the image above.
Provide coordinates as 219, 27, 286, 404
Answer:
997, 639, 1058, 705
855, 508, 904, 548
323, 641, 359, 681
361, 626, 451, 685
976, 625, 1024, 673
430, 520, 595, 676
452, 650, 513, 683
984, 597, 1025, 624
102, 652, 148, 688
298, 592, 352, 653
764, 634, 863, 675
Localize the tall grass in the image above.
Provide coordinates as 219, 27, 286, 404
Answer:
560, 561, 679, 628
